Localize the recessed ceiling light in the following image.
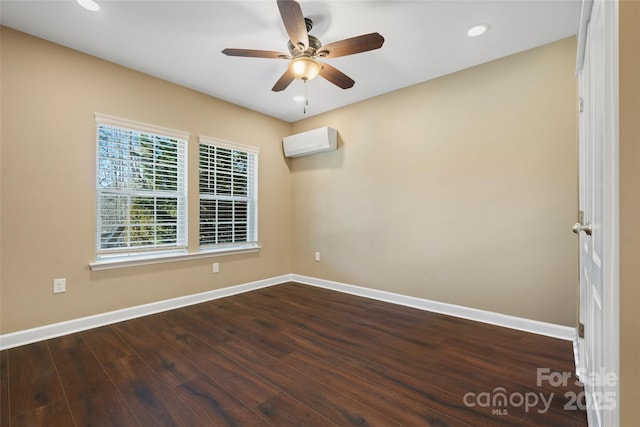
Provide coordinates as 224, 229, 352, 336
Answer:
467, 24, 489, 37
77, 0, 100, 12
293, 96, 305, 103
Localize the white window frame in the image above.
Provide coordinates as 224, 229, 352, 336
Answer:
198, 135, 259, 253
92, 113, 189, 266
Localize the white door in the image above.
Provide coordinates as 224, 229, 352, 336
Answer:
575, 0, 619, 426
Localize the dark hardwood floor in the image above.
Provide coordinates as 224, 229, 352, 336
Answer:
0, 282, 587, 426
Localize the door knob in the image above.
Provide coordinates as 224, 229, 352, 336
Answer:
572, 222, 592, 236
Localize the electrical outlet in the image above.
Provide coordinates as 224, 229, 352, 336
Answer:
212, 262, 219, 273
53, 278, 66, 294
314, 252, 321, 262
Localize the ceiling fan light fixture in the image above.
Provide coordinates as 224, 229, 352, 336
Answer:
289, 56, 322, 81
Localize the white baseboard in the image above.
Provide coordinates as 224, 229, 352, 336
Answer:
0, 273, 575, 350
0, 274, 292, 351
291, 274, 576, 341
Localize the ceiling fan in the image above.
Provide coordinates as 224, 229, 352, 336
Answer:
222, 0, 385, 92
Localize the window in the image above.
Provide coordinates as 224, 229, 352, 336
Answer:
199, 136, 258, 250
95, 114, 188, 260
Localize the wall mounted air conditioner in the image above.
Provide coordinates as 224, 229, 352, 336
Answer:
283, 126, 338, 158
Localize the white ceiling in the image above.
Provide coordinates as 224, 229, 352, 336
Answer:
1, 0, 581, 123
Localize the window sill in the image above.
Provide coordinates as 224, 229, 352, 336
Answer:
89, 245, 261, 271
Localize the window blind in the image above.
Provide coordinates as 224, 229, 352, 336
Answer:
95, 114, 188, 257
199, 137, 258, 249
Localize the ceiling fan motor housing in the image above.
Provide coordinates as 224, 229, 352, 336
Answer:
288, 34, 323, 58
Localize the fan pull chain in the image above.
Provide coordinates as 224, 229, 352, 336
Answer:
303, 80, 309, 115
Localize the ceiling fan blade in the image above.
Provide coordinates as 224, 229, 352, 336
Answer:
317, 33, 385, 58
277, 0, 309, 50
222, 48, 291, 59
272, 70, 295, 92
319, 63, 355, 89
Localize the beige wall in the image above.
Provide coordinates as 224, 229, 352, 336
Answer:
0, 27, 292, 333
619, 1, 640, 424
290, 37, 579, 326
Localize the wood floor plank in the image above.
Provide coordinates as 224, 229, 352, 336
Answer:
191, 305, 297, 359
0, 351, 10, 427
47, 334, 140, 426
281, 350, 471, 426
420, 355, 588, 424
248, 292, 588, 423
439, 333, 579, 389
112, 320, 202, 387
11, 399, 74, 427
137, 312, 277, 426
216, 338, 401, 426
101, 354, 202, 426
146, 318, 332, 425
48, 334, 114, 394
161, 309, 232, 347
65, 389, 139, 427
261, 312, 522, 426
175, 375, 271, 427
6, 342, 67, 419
2, 282, 586, 426
256, 392, 337, 426
211, 315, 468, 425
255, 288, 452, 366
80, 326, 136, 364
82, 324, 203, 425
263, 302, 442, 378
116, 318, 277, 426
